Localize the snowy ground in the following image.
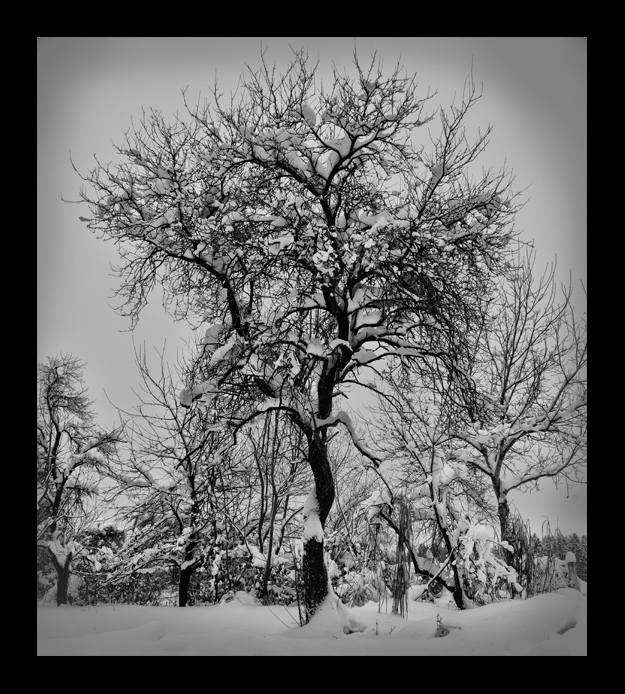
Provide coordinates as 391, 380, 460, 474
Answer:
37, 585, 586, 656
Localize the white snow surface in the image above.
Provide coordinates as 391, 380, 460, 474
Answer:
38, 587, 586, 656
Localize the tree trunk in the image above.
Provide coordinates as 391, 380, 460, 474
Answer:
303, 536, 329, 618
429, 486, 466, 610
497, 495, 515, 567
302, 432, 335, 620
50, 550, 73, 606
441, 544, 464, 610
179, 567, 192, 607
56, 565, 71, 606
261, 492, 278, 602
179, 536, 198, 606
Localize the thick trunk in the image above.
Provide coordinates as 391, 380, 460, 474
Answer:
302, 537, 328, 618
50, 551, 73, 606
302, 432, 335, 620
56, 565, 71, 606
309, 434, 335, 526
498, 496, 515, 567
179, 567, 192, 607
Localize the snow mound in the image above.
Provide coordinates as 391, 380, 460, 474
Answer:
283, 593, 366, 639
556, 586, 586, 605
219, 590, 263, 606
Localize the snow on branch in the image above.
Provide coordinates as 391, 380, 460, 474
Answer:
302, 488, 324, 542
315, 411, 381, 465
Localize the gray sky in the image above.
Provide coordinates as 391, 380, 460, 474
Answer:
37, 37, 587, 536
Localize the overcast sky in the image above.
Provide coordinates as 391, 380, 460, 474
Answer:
37, 37, 587, 536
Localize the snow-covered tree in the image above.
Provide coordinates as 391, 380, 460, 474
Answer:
105, 345, 242, 606
37, 355, 122, 605
105, 344, 313, 606
236, 411, 312, 601
74, 51, 517, 619
445, 251, 587, 562
375, 249, 586, 578
367, 379, 508, 608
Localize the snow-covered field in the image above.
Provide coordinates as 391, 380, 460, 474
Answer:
37, 584, 587, 656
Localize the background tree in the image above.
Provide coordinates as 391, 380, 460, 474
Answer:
70, 524, 125, 604
104, 343, 307, 606
568, 533, 587, 582
373, 248, 586, 581
368, 377, 512, 608
446, 250, 587, 563
37, 354, 121, 605
74, 51, 517, 620
235, 411, 311, 602
106, 345, 242, 606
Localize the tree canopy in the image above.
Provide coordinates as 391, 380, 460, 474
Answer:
73, 51, 531, 616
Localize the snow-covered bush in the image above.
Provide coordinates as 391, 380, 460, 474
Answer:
454, 526, 519, 606
533, 555, 571, 593
334, 567, 390, 607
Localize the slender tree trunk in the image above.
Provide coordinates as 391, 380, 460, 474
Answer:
439, 539, 464, 610
179, 536, 198, 606
430, 489, 465, 610
261, 492, 279, 602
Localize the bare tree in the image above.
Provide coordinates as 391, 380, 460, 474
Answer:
367, 377, 498, 608
37, 355, 121, 605
375, 249, 586, 573
106, 345, 241, 606
73, 50, 517, 620
449, 251, 587, 564
237, 411, 311, 601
